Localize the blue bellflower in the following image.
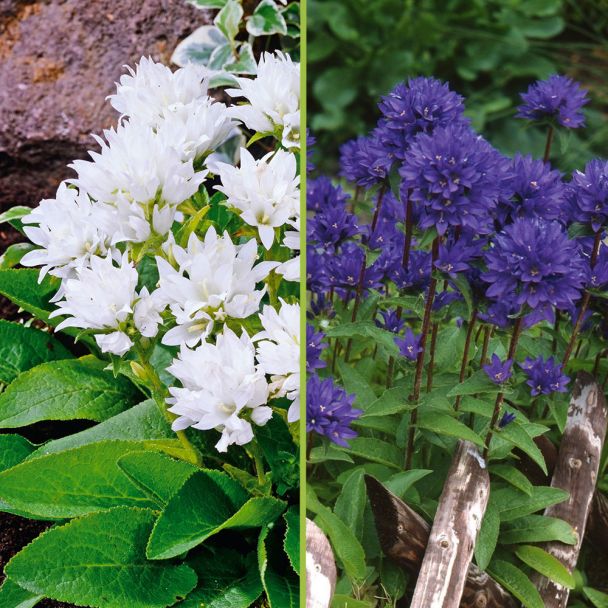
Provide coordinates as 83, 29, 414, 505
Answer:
308, 176, 351, 213
308, 206, 359, 251
339, 132, 394, 188
520, 356, 570, 396
306, 374, 362, 447
306, 324, 328, 370
568, 159, 608, 232
517, 75, 589, 129
395, 327, 422, 361
376, 309, 406, 334
483, 354, 513, 385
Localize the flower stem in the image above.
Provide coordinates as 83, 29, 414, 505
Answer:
405, 238, 439, 469
426, 322, 439, 392
480, 325, 493, 366
483, 316, 523, 460
454, 309, 478, 411
344, 251, 367, 362
562, 230, 602, 368
543, 125, 554, 163
248, 441, 266, 486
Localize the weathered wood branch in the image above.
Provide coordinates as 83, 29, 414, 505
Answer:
365, 473, 517, 608
533, 372, 608, 607
410, 441, 490, 608
306, 518, 337, 608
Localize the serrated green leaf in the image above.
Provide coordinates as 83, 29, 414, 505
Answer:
334, 469, 366, 538
418, 409, 485, 447
117, 450, 197, 507
181, 548, 262, 608
326, 321, 400, 357
147, 470, 285, 559
0, 319, 72, 384
338, 359, 376, 406
283, 506, 300, 576
258, 526, 299, 608
488, 560, 544, 608
501, 515, 577, 545
363, 387, 415, 417
6, 507, 197, 608
246, 0, 287, 36
446, 369, 502, 397
340, 437, 403, 469
33, 399, 172, 456
0, 579, 42, 608
515, 545, 574, 589
497, 421, 548, 475
0, 358, 140, 428
0, 269, 59, 323
0, 441, 159, 518
0, 434, 36, 472
475, 502, 499, 571
307, 486, 366, 582
215, 0, 243, 44
493, 485, 568, 521
490, 464, 533, 495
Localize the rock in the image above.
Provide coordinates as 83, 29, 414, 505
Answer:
0, 0, 209, 211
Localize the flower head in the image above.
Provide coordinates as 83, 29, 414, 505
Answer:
568, 159, 608, 232
400, 124, 505, 236
308, 206, 359, 251
306, 374, 362, 447
499, 412, 516, 428
215, 148, 299, 249
519, 356, 570, 396
49, 253, 142, 356
167, 328, 270, 452
339, 133, 394, 188
378, 77, 468, 158
376, 309, 406, 334
254, 300, 300, 422
227, 51, 300, 149
395, 328, 422, 361
307, 176, 350, 213
483, 354, 513, 385
482, 218, 585, 317
306, 325, 328, 371
155, 228, 277, 346
21, 182, 111, 280
517, 75, 589, 128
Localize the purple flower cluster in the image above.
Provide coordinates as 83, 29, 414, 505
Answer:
520, 356, 570, 396
400, 124, 507, 236
483, 354, 513, 385
568, 159, 608, 232
339, 133, 394, 188
395, 328, 422, 361
482, 218, 586, 321
517, 75, 589, 128
307, 374, 362, 447
306, 324, 328, 371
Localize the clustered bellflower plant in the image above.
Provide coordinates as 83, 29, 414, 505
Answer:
0, 50, 300, 608
306, 73, 608, 605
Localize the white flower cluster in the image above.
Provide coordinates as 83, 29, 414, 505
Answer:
21, 52, 300, 452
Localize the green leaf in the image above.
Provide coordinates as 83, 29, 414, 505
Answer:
0, 319, 72, 383
0, 358, 140, 428
384, 469, 432, 498
34, 399, 172, 456
307, 486, 366, 582
341, 437, 403, 469
6, 507, 197, 608
497, 421, 548, 475
258, 526, 299, 608
117, 450, 197, 506
493, 486, 568, 522
171, 25, 228, 67
0, 205, 31, 234
363, 387, 415, 417
215, 0, 243, 44
490, 464, 533, 495
187, 0, 227, 8
147, 470, 285, 559
283, 506, 300, 575
246, 0, 287, 36
326, 321, 400, 356
0, 243, 35, 269
254, 415, 299, 495
584, 587, 608, 608
0, 441, 160, 518
0, 434, 36, 472
451, 274, 473, 318
337, 359, 376, 405
0, 579, 42, 608
0, 269, 59, 323
331, 596, 373, 608
181, 548, 262, 608
501, 515, 577, 545
488, 560, 544, 608
475, 502, 499, 571
334, 469, 366, 538
418, 409, 485, 447
225, 42, 257, 75
446, 369, 501, 397
515, 545, 574, 589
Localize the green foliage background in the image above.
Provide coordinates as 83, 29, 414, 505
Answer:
309, 0, 608, 173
